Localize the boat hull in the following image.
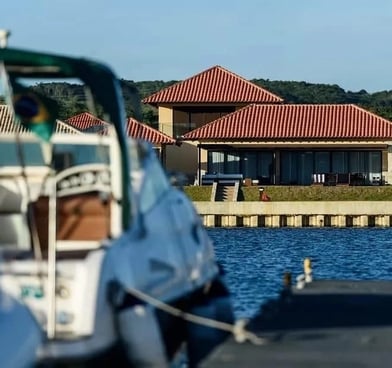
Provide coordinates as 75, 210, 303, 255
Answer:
0, 291, 42, 368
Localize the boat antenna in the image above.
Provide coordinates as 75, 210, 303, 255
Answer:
0, 29, 10, 48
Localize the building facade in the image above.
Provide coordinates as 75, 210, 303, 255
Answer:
143, 66, 392, 186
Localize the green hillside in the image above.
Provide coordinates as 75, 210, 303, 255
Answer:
25, 78, 392, 124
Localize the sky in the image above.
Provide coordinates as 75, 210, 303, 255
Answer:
2, 0, 392, 93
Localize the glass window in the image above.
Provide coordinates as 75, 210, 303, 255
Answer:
299, 152, 313, 185
367, 151, 381, 184
53, 144, 109, 170
243, 152, 257, 178
368, 151, 381, 173
258, 152, 273, 184
281, 151, 312, 185
226, 152, 240, 174
281, 151, 298, 185
173, 106, 235, 136
332, 152, 348, 173
207, 151, 225, 173
314, 152, 330, 173
172, 110, 189, 137
0, 142, 45, 166
349, 151, 366, 173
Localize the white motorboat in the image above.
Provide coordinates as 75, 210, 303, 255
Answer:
0, 32, 234, 367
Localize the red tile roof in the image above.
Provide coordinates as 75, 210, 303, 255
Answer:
182, 104, 392, 141
0, 105, 81, 134
142, 65, 283, 105
0, 105, 25, 133
55, 120, 83, 134
66, 112, 175, 144
66, 112, 108, 134
126, 117, 175, 144
0, 106, 174, 144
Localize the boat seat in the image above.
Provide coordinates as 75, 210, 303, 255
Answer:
58, 192, 111, 241
32, 191, 111, 254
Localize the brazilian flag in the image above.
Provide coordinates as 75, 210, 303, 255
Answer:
12, 83, 59, 141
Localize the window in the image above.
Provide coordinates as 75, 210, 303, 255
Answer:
281, 151, 298, 185
258, 152, 273, 184
207, 151, 225, 173
349, 151, 366, 173
173, 106, 235, 137
0, 142, 45, 166
332, 152, 348, 173
226, 153, 240, 174
242, 152, 257, 178
368, 151, 381, 174
280, 151, 312, 185
314, 152, 330, 173
53, 144, 109, 170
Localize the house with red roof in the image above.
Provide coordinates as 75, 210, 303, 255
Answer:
0, 107, 176, 167
143, 66, 392, 186
0, 105, 82, 135
142, 65, 282, 181
66, 112, 176, 164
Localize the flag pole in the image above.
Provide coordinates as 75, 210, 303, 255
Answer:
0, 30, 10, 48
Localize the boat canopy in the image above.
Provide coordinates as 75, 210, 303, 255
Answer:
0, 47, 131, 228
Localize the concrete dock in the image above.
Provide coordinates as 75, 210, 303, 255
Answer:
201, 279, 392, 367
194, 201, 392, 228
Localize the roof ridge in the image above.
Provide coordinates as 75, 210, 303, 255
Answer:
67, 111, 108, 123
141, 67, 218, 103
213, 66, 283, 101
351, 104, 392, 124
250, 103, 372, 108
142, 65, 283, 104
182, 102, 392, 141
269, 103, 355, 107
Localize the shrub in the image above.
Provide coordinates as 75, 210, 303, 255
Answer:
183, 185, 392, 201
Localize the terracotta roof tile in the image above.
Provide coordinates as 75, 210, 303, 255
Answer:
66, 112, 175, 144
66, 112, 108, 134
182, 104, 392, 141
142, 65, 283, 105
0, 105, 24, 133
55, 120, 83, 134
0, 105, 81, 135
126, 117, 175, 144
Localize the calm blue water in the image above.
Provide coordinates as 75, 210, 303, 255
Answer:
207, 227, 392, 319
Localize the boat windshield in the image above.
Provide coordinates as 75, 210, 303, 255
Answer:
0, 62, 115, 180
0, 141, 109, 169
53, 143, 109, 170
0, 46, 133, 234
130, 140, 171, 214
0, 141, 44, 166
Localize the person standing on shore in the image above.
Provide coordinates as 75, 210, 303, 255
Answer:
259, 187, 271, 201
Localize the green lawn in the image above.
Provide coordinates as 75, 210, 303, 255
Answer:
183, 185, 392, 201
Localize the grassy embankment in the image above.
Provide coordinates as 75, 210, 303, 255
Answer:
184, 185, 392, 201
